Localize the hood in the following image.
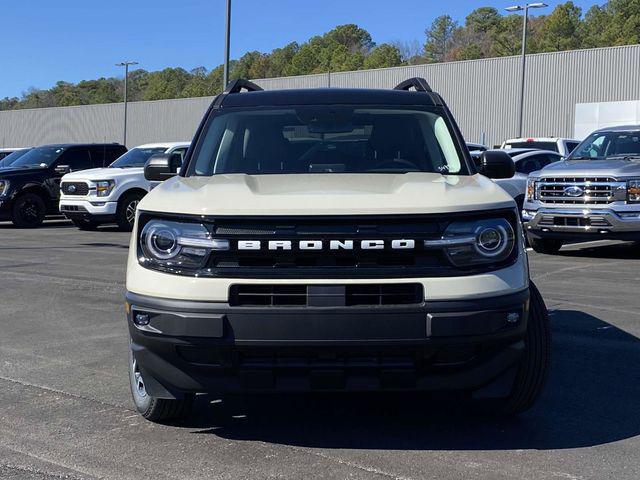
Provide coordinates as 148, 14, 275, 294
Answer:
535, 159, 640, 178
62, 167, 144, 182
138, 173, 514, 216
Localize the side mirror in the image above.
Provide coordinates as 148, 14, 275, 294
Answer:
144, 154, 180, 181
477, 150, 515, 179
55, 165, 71, 175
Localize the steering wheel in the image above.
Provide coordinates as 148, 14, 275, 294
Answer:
372, 158, 419, 170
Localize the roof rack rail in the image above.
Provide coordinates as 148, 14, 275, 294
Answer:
224, 79, 263, 94
393, 77, 432, 93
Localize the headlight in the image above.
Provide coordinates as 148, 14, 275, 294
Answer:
96, 180, 115, 197
526, 179, 537, 201
0, 180, 9, 197
628, 179, 640, 203
139, 219, 229, 273
424, 218, 516, 267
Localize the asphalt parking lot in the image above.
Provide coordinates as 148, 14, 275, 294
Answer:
1, 219, 639, 480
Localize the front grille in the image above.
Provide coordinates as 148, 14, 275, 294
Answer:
538, 214, 611, 229
229, 283, 424, 307
139, 211, 520, 279
537, 177, 625, 205
61, 182, 89, 196
60, 204, 87, 212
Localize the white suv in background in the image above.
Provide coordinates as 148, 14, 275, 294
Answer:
501, 137, 580, 157
60, 142, 190, 230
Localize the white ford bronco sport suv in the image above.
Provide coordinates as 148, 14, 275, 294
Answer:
59, 142, 189, 230
125, 78, 550, 422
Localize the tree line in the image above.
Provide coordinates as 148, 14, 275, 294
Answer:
1, 0, 638, 111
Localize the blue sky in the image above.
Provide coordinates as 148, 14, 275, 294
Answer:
1, 0, 601, 98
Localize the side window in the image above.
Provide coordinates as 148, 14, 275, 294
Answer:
58, 148, 92, 171
541, 154, 562, 167
88, 146, 105, 168
105, 146, 126, 165
516, 155, 543, 175
566, 141, 579, 153
170, 148, 188, 165
168, 149, 186, 173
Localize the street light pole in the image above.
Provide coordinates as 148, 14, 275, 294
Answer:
223, 0, 231, 89
505, 3, 548, 138
116, 61, 138, 147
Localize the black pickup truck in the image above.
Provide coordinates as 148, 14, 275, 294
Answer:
0, 143, 127, 227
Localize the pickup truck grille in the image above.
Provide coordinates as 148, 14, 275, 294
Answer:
60, 182, 89, 196
537, 177, 625, 205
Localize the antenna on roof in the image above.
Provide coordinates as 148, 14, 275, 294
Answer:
393, 77, 433, 93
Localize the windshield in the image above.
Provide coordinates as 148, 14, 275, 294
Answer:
0, 148, 31, 168
10, 146, 66, 168
189, 106, 467, 176
110, 147, 167, 168
504, 141, 558, 152
570, 131, 640, 160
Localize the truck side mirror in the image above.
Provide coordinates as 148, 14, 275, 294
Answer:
144, 154, 179, 181
478, 150, 515, 179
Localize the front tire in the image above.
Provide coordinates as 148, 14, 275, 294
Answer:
528, 236, 563, 255
128, 348, 194, 422
11, 193, 46, 228
497, 281, 551, 415
116, 192, 145, 231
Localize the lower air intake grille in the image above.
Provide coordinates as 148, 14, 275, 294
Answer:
229, 284, 424, 307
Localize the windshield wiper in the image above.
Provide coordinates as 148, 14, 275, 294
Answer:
569, 156, 600, 160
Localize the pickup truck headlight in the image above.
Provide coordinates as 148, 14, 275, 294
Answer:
96, 180, 115, 197
628, 179, 640, 203
139, 219, 229, 273
424, 218, 515, 267
0, 180, 9, 197
526, 179, 537, 201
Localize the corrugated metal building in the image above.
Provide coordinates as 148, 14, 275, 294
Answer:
1, 44, 639, 149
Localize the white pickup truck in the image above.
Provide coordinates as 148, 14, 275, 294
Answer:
502, 137, 580, 157
59, 142, 190, 230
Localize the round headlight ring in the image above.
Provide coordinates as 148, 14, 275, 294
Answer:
474, 224, 510, 258
143, 222, 180, 260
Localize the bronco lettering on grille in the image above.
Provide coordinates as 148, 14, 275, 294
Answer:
236, 239, 416, 251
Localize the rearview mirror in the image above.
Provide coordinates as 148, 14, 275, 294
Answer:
55, 165, 71, 175
477, 150, 515, 179
144, 154, 181, 181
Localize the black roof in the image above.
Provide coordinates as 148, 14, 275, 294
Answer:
220, 88, 441, 108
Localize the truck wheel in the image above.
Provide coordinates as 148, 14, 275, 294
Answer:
497, 281, 551, 415
129, 349, 194, 422
528, 236, 563, 254
116, 192, 144, 231
11, 193, 46, 228
71, 218, 98, 231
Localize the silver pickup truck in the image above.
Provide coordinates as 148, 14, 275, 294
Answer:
523, 125, 640, 254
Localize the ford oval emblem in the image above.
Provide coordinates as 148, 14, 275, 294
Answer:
68, 185, 77, 193
564, 185, 583, 197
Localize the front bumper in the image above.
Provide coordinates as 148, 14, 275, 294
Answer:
60, 199, 117, 222
126, 288, 529, 398
523, 207, 640, 241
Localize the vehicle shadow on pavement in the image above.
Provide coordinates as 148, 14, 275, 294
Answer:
182, 309, 640, 450
0, 219, 73, 229
559, 241, 640, 260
